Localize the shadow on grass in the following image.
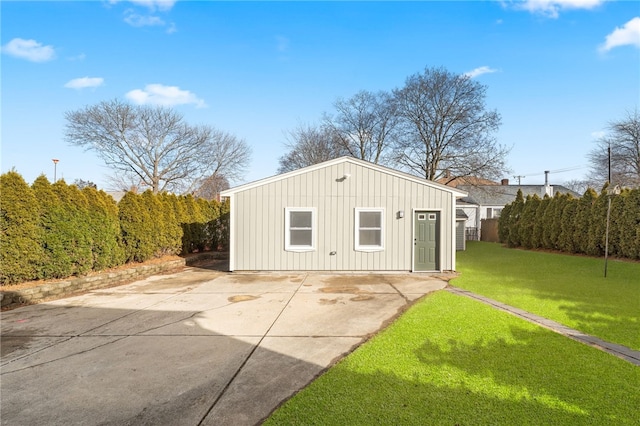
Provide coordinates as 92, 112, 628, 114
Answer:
269, 326, 639, 425
456, 242, 640, 349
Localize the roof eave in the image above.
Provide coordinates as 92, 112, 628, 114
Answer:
221, 156, 468, 198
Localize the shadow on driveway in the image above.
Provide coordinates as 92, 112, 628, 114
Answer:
1, 265, 447, 425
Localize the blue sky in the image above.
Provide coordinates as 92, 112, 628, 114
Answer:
2, 0, 639, 190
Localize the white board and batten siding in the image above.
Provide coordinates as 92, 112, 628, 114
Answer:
221, 157, 467, 272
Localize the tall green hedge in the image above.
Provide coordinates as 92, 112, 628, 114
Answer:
32, 176, 76, 279
0, 171, 44, 284
499, 186, 640, 260
1, 171, 229, 285
119, 191, 155, 262
83, 187, 125, 270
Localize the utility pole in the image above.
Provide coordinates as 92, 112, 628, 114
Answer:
52, 159, 59, 182
513, 175, 525, 185
608, 143, 611, 184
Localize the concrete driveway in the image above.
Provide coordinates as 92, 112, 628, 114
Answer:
1, 263, 448, 425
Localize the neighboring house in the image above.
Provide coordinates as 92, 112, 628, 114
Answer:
455, 180, 581, 241
455, 209, 468, 251
220, 157, 467, 273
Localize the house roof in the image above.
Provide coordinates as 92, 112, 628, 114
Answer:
221, 156, 468, 198
457, 184, 581, 206
436, 175, 499, 187
456, 208, 469, 219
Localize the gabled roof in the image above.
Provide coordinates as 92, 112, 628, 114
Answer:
456, 208, 469, 219
221, 156, 467, 198
457, 184, 580, 206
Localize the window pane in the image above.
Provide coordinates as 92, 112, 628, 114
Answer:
359, 229, 381, 246
359, 211, 381, 228
290, 211, 312, 228
290, 229, 312, 246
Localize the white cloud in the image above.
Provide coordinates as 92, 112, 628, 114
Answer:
464, 66, 499, 78
1, 38, 55, 62
125, 84, 207, 108
591, 130, 606, 139
129, 0, 176, 12
124, 11, 165, 27
109, 0, 176, 12
64, 77, 105, 90
166, 22, 177, 34
68, 53, 87, 62
599, 17, 640, 52
515, 0, 606, 18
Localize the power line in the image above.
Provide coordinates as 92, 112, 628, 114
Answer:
518, 165, 585, 177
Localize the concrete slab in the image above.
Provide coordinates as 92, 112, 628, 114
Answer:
2, 336, 124, 373
142, 293, 295, 336
298, 273, 448, 301
1, 265, 447, 425
1, 293, 174, 336
297, 274, 399, 294
189, 273, 306, 294
268, 292, 406, 337
201, 336, 362, 426
1, 335, 260, 425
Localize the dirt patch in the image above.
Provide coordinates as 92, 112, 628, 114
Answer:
319, 298, 338, 305
350, 295, 374, 302
228, 295, 259, 303
319, 285, 361, 294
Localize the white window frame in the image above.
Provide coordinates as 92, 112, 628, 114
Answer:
355, 208, 384, 252
285, 207, 316, 252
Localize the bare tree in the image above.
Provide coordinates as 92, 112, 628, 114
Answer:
72, 179, 97, 190
192, 174, 230, 200
183, 129, 251, 194
587, 109, 640, 188
277, 123, 347, 173
323, 90, 398, 164
563, 179, 590, 196
105, 172, 147, 193
392, 66, 508, 181
65, 99, 251, 194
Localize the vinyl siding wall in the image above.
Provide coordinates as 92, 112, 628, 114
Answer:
229, 161, 455, 271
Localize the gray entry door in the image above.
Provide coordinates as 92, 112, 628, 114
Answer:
414, 211, 439, 271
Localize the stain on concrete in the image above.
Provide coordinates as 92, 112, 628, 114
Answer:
1, 333, 35, 357
228, 295, 259, 303
350, 295, 374, 302
318, 298, 338, 305
319, 285, 360, 294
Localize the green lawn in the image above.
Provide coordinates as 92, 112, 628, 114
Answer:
454, 241, 640, 350
266, 291, 640, 425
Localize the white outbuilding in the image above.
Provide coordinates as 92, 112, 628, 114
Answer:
220, 157, 467, 272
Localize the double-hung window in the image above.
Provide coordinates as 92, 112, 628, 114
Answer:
285, 208, 316, 252
355, 208, 384, 251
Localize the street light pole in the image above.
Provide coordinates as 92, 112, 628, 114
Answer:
52, 159, 59, 182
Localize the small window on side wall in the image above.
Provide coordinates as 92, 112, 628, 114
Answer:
355, 208, 384, 252
285, 208, 315, 252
